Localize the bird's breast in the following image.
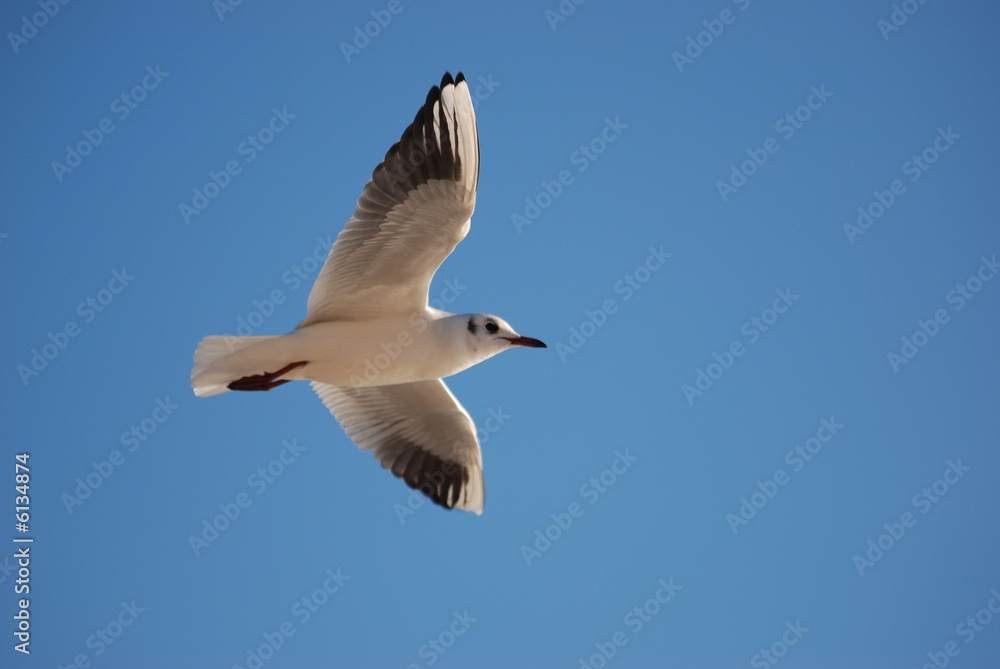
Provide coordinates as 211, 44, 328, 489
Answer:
284, 315, 470, 387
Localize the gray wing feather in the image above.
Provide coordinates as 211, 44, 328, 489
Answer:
300, 72, 479, 325
311, 378, 485, 513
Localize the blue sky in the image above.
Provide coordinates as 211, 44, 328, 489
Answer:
2, 0, 999, 667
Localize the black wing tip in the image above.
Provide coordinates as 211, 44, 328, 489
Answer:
425, 72, 463, 105
425, 84, 441, 108
363, 70, 475, 199
441, 71, 464, 87
394, 446, 472, 511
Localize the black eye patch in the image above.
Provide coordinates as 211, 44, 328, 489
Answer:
485, 321, 499, 334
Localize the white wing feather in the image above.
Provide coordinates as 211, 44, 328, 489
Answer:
300, 73, 479, 324
311, 379, 485, 513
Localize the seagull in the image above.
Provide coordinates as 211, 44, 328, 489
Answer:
191, 72, 545, 515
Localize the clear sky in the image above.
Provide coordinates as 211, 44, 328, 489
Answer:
2, 1, 999, 667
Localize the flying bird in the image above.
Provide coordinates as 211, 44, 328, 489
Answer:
191, 72, 545, 514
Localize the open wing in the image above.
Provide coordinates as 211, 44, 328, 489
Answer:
299, 72, 479, 326
311, 379, 485, 513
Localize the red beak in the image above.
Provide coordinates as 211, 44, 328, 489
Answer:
504, 336, 547, 348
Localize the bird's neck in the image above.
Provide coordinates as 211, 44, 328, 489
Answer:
426, 313, 497, 375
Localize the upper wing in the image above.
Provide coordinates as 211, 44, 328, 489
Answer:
299, 72, 479, 326
311, 379, 485, 514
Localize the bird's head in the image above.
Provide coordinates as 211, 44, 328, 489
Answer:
464, 314, 546, 357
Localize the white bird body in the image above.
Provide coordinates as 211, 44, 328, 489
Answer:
191, 72, 545, 514
193, 310, 506, 393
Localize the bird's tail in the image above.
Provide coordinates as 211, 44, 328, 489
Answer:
191, 335, 283, 397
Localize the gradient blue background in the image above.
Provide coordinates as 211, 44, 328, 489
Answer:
2, 1, 999, 667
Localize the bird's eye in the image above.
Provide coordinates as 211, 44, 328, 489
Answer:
485, 321, 499, 334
